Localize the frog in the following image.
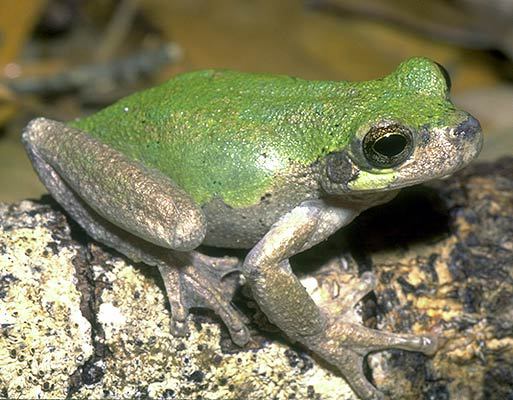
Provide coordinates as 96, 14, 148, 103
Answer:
22, 57, 482, 400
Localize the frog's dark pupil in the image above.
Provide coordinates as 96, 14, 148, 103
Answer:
362, 124, 413, 168
373, 133, 407, 157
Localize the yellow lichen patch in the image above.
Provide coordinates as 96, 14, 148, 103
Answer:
0, 223, 93, 399
373, 236, 466, 322
432, 241, 459, 286
487, 338, 513, 351
414, 296, 462, 320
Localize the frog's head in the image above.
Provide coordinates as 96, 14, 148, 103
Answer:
320, 57, 482, 195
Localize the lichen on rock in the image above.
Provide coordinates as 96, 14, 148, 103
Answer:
0, 201, 93, 399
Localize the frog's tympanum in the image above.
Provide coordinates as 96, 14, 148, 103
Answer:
23, 57, 482, 399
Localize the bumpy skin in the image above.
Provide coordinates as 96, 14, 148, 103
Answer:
22, 57, 482, 400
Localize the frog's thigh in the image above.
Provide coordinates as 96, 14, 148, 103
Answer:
22, 128, 164, 265
242, 202, 357, 339
22, 118, 206, 252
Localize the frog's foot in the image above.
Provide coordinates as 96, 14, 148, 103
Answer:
158, 252, 250, 346
303, 272, 437, 400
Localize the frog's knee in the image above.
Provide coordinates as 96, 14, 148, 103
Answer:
22, 117, 55, 145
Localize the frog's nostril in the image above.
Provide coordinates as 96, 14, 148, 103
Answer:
454, 116, 481, 141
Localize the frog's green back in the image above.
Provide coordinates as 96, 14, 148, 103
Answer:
70, 59, 455, 207
70, 70, 352, 207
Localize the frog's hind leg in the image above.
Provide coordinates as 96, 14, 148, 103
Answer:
22, 118, 206, 251
22, 118, 250, 346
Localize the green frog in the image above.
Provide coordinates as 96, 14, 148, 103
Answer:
22, 57, 482, 399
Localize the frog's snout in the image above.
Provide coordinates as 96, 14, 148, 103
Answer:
453, 115, 482, 142
444, 114, 483, 165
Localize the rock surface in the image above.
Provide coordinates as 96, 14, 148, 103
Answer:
367, 157, 513, 399
0, 201, 93, 398
1, 157, 512, 399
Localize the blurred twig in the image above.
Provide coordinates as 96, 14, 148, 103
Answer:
3, 43, 182, 96
95, 0, 141, 62
308, 0, 513, 58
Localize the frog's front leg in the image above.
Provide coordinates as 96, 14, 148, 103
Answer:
242, 201, 437, 400
22, 118, 249, 345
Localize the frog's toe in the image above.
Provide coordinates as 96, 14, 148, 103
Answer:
305, 318, 436, 400
170, 317, 189, 337
329, 320, 438, 355
181, 266, 250, 346
335, 352, 384, 400
158, 254, 250, 346
306, 322, 386, 400
158, 266, 191, 337
191, 252, 241, 275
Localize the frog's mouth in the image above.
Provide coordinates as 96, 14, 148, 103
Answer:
345, 115, 483, 192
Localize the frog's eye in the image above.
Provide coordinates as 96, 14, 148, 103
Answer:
434, 62, 452, 91
362, 124, 413, 168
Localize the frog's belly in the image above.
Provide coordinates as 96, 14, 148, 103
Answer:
201, 194, 313, 249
